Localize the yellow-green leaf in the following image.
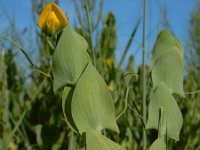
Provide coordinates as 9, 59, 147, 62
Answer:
152, 30, 183, 65
86, 130, 125, 150
146, 82, 183, 141
151, 48, 184, 97
72, 63, 119, 134
149, 137, 166, 150
53, 24, 91, 91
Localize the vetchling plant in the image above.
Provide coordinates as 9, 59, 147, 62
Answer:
0, 1, 189, 149
38, 3, 125, 150
146, 30, 184, 149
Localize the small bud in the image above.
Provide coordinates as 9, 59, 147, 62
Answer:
105, 58, 113, 68
38, 3, 68, 36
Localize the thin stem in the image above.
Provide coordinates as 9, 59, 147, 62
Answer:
69, 131, 74, 150
9, 112, 27, 143
142, 0, 147, 150
127, 102, 146, 129
185, 90, 200, 95
121, 33, 150, 61
34, 68, 51, 78
116, 87, 129, 120
0, 35, 34, 66
85, 0, 96, 67
0, 35, 52, 78
116, 73, 138, 120
130, 95, 146, 128
6, 110, 27, 145
118, 20, 140, 67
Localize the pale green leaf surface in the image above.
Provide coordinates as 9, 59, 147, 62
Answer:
62, 86, 78, 132
174, 37, 184, 58
73, 29, 88, 51
149, 138, 166, 150
53, 24, 91, 91
152, 30, 183, 65
72, 63, 119, 134
86, 130, 125, 150
146, 82, 183, 141
152, 48, 184, 97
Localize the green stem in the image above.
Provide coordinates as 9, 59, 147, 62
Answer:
118, 20, 140, 67
127, 102, 146, 129
0, 35, 52, 78
142, 0, 147, 149
9, 111, 28, 144
6, 110, 27, 145
69, 131, 74, 150
185, 90, 200, 95
0, 35, 34, 66
116, 87, 129, 120
85, 0, 96, 67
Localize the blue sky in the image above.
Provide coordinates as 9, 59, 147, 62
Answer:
0, 0, 197, 67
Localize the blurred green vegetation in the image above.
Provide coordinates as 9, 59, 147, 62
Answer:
0, 0, 200, 150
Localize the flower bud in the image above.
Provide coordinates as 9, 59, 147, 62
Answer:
38, 3, 68, 36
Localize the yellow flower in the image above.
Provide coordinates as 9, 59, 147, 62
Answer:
105, 58, 113, 67
38, 3, 68, 36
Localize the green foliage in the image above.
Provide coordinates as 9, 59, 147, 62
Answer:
147, 30, 184, 149
189, 2, 200, 58
71, 63, 119, 134
149, 137, 166, 150
146, 82, 183, 141
53, 24, 91, 90
151, 30, 184, 97
1, 1, 200, 150
86, 130, 125, 150
55, 21, 123, 149
100, 12, 117, 59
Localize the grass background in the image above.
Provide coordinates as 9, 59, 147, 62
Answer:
0, 0, 200, 149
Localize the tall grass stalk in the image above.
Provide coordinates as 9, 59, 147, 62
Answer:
85, 0, 96, 67
142, 0, 147, 150
118, 21, 140, 67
